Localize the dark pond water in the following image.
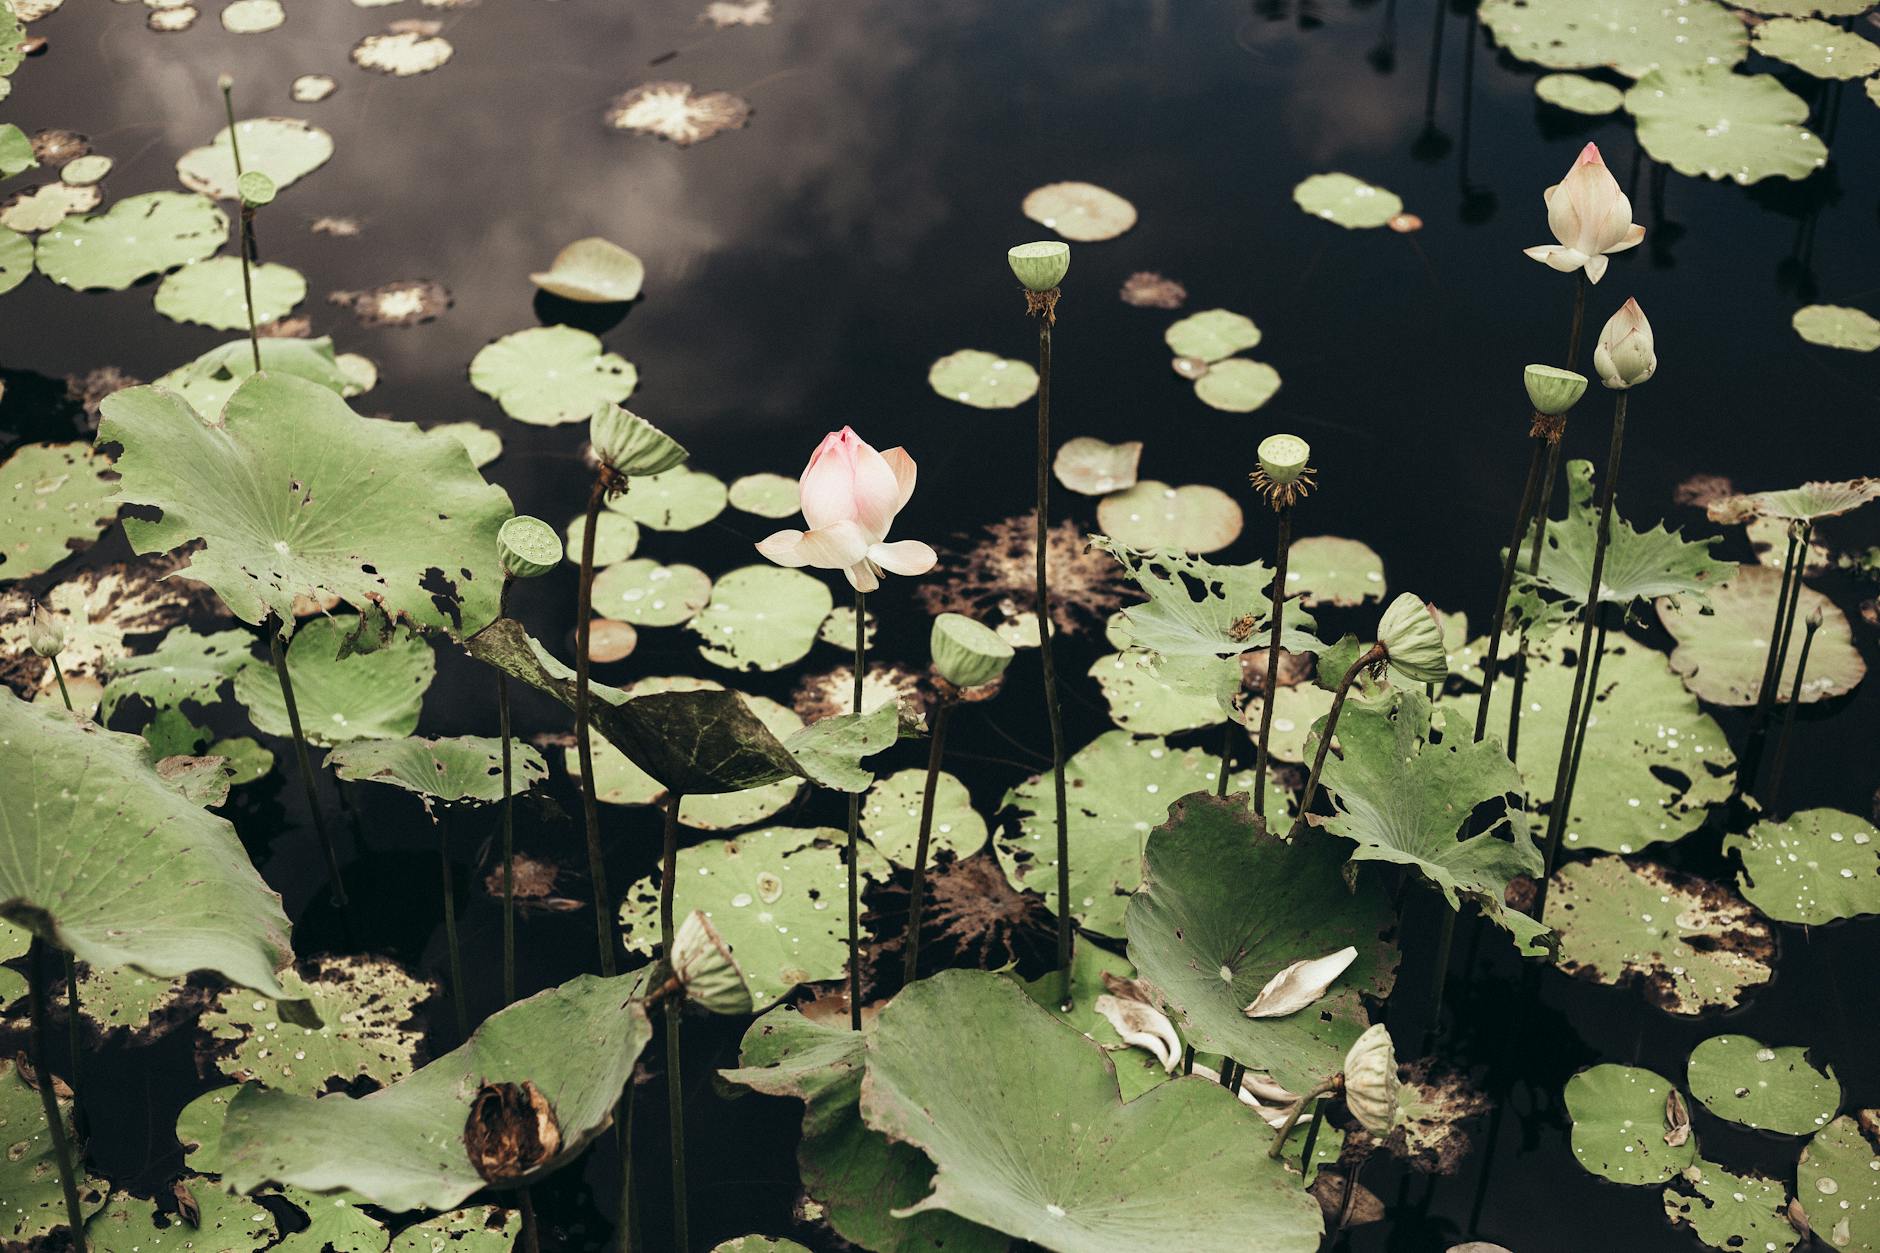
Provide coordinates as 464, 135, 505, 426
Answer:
3, 0, 1880, 1249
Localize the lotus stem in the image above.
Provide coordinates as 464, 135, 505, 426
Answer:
1566, 272, 1587, 368
30, 940, 87, 1253
1745, 524, 1801, 761
1181, 1045, 1195, 1076
519, 1189, 541, 1253
63, 953, 81, 1087
1252, 505, 1294, 814
1267, 1076, 1343, 1159
658, 790, 688, 1252
1743, 522, 1812, 790
901, 697, 953, 984
1559, 612, 1612, 823
1028, 294, 1073, 1011
1422, 895, 1458, 1054
438, 812, 468, 1040
497, 576, 517, 1005
50, 656, 73, 712
1218, 1059, 1239, 1092
615, 1079, 638, 1253
1335, 1154, 1367, 1233
1763, 609, 1821, 806
270, 624, 348, 906
1289, 643, 1388, 839
574, 477, 616, 977
1473, 438, 1546, 742
1296, 1096, 1328, 1183
840, 589, 868, 1030
219, 76, 262, 374
1215, 718, 1235, 799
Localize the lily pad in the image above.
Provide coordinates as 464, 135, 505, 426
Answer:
1090, 649, 1227, 735
1686, 1034, 1840, 1135
0, 441, 116, 581
176, 117, 332, 200
203, 955, 431, 1095
59, 154, 112, 186
1054, 436, 1141, 496
2, 181, 97, 233
87, 1185, 273, 1252
1292, 173, 1403, 229
1549, 857, 1773, 1014
1796, 1117, 1880, 1252
1657, 564, 1864, 706
233, 616, 434, 745
430, 422, 503, 470
75, 961, 191, 1040
1626, 67, 1826, 184
328, 735, 546, 812
389, 1209, 517, 1253
1479, 0, 1746, 77
1093, 538, 1319, 661
1287, 536, 1386, 607
861, 767, 987, 867
352, 29, 454, 76
691, 564, 833, 672
0, 225, 31, 293
727, 471, 799, 518
608, 464, 727, 531
1523, 460, 1731, 610
1535, 73, 1626, 115
1242, 683, 1337, 763
35, 190, 228, 290
0, 1057, 108, 1241
1164, 309, 1261, 362
1723, 808, 1879, 924
154, 257, 306, 330
153, 335, 350, 420
272, 1189, 389, 1253
1021, 180, 1138, 242
469, 326, 636, 425
221, 0, 284, 32
0, 123, 33, 177
1192, 359, 1283, 413
566, 509, 639, 565
589, 558, 711, 627
928, 348, 1039, 409
1752, 17, 1880, 79
604, 81, 750, 145
1097, 481, 1242, 553
99, 627, 254, 719
1792, 304, 1880, 352
529, 237, 644, 303
1565, 1064, 1698, 1185
1663, 1161, 1798, 1253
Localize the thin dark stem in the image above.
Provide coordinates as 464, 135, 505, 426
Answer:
30, 940, 87, 1253
1252, 505, 1294, 814
497, 577, 517, 1005
51, 656, 73, 712
1218, 1059, 1240, 1092
575, 478, 616, 977
1560, 615, 1611, 822
1289, 644, 1387, 839
1421, 898, 1458, 1054
1764, 528, 1812, 722
847, 588, 866, 1031
1473, 439, 1546, 742
1032, 302, 1072, 1011
1763, 613, 1820, 807
1566, 272, 1587, 367
1748, 527, 1802, 731
1296, 1096, 1328, 1181
271, 626, 348, 906
1181, 1045, 1195, 1077
63, 953, 80, 1086
220, 80, 261, 374
1744, 522, 1813, 795
1215, 717, 1235, 799
438, 812, 468, 1040
519, 1188, 541, 1253
901, 699, 952, 984
658, 790, 687, 1251
616, 1079, 638, 1253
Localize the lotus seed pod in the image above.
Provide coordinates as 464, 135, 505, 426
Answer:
1377, 592, 1448, 686
671, 910, 754, 1016
1523, 364, 1588, 416
237, 170, 275, 208
217, 73, 234, 93
1008, 240, 1071, 293
591, 403, 688, 478
930, 613, 1013, 689
1257, 433, 1312, 485
498, 515, 563, 580
1342, 1022, 1402, 1138
27, 601, 63, 658
1593, 297, 1656, 390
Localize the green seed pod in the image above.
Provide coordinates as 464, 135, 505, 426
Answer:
1257, 433, 1311, 485
27, 601, 63, 658
237, 170, 276, 208
930, 613, 1013, 689
1342, 1022, 1401, 1138
217, 73, 234, 93
671, 910, 754, 1016
591, 403, 688, 478
1007, 240, 1071, 293
498, 515, 563, 579
1377, 592, 1447, 685
1523, 364, 1587, 416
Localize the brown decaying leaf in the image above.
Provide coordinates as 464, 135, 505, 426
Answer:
31, 129, 89, 166
0, 555, 224, 695
791, 662, 928, 726
916, 515, 1129, 638
1674, 473, 1734, 507
604, 82, 752, 147
465, 1081, 563, 1184
65, 366, 144, 427
328, 280, 452, 329
1664, 1088, 1691, 1147
481, 854, 583, 912
1119, 271, 1187, 309
311, 217, 362, 238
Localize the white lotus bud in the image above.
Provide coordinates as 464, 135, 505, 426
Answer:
1593, 298, 1656, 390
27, 601, 63, 658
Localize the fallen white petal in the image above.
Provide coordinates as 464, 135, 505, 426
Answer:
1243, 945, 1359, 1019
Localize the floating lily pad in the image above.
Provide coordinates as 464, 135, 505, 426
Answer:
233, 616, 434, 745
1626, 67, 1825, 184
87, 1185, 272, 1252
1021, 180, 1137, 242
927, 348, 1039, 409
0, 441, 116, 581
329, 735, 546, 813
35, 191, 227, 290
1565, 1064, 1698, 1185
1792, 304, 1880, 352
860, 767, 988, 867
352, 29, 454, 76
0, 123, 32, 177
692, 566, 834, 671
1054, 436, 1141, 496
608, 465, 727, 531
221, 0, 283, 31
1292, 173, 1403, 229
1164, 308, 1261, 362
605, 81, 751, 145
154, 256, 306, 330
429, 422, 502, 469
100, 626, 253, 718
1097, 481, 1242, 553
74, 962, 189, 1041
1479, 0, 1745, 77
1796, 1117, 1879, 1252
59, 154, 111, 186
1535, 72, 1626, 114
1657, 564, 1864, 706
529, 237, 644, 303
1090, 649, 1227, 735
1549, 857, 1773, 1014
204, 955, 430, 1095
2, 181, 96, 233
1192, 358, 1283, 413
1733, 0, 1871, 11
0, 1057, 108, 1242
177, 117, 331, 200
589, 558, 711, 627
153, 335, 349, 419
727, 471, 799, 518
291, 75, 337, 104
469, 326, 636, 425
565, 510, 639, 567
712, 1239, 811, 1253
1723, 808, 1879, 924
1752, 17, 1880, 78
0, 225, 31, 293
1687, 1034, 1840, 1135
1287, 535, 1386, 607
1242, 683, 1337, 763
1663, 1161, 1798, 1253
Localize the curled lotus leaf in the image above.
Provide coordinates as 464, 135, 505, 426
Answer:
529, 237, 644, 303
1709, 478, 1879, 523
328, 735, 547, 811
1722, 808, 1879, 925
1521, 460, 1731, 610
1657, 564, 1864, 706
1564, 1064, 1698, 1185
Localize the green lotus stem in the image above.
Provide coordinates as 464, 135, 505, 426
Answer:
1422, 896, 1458, 1054
219, 76, 262, 374
496, 577, 517, 1005
50, 656, 73, 712
1251, 504, 1294, 814
437, 813, 468, 1040
1559, 613, 1612, 824
1763, 609, 1821, 806
1743, 522, 1812, 790
270, 624, 348, 906
658, 789, 688, 1252
63, 953, 80, 1089
842, 588, 868, 1030
901, 697, 953, 984
30, 940, 87, 1253
1267, 1076, 1343, 1159
1747, 526, 1802, 732
1295, 1096, 1328, 1183
1537, 391, 1629, 914
574, 477, 616, 977
1473, 438, 1546, 742
1289, 643, 1387, 840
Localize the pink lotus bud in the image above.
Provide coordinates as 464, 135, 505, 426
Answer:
1522, 143, 1645, 284
755, 427, 937, 592
1594, 298, 1657, 389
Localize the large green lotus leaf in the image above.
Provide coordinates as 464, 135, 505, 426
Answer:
1291, 173, 1402, 229
1792, 305, 1880, 352
1443, 633, 1736, 854
100, 375, 513, 639
388, 1209, 519, 1253
1721, 479, 1880, 523
1687, 1034, 1840, 1135
862, 767, 988, 867
35, 191, 228, 291
218, 972, 650, 1211
203, 955, 431, 1095
153, 335, 352, 420
329, 735, 547, 812
233, 616, 434, 745
1479, 0, 1745, 77
1089, 649, 1225, 735
619, 826, 885, 1009
1723, 808, 1879, 924
721, 1009, 1010, 1253
0, 1056, 109, 1241
1523, 460, 1731, 609
0, 919, 25, 1006
1313, 692, 1549, 956
858, 969, 1324, 1252
1018, 942, 1175, 1103
1663, 1160, 1798, 1253
100, 625, 254, 718
1565, 1064, 1698, 1185
1126, 793, 1399, 1092
1751, 17, 1880, 79
1096, 482, 1242, 553
692, 565, 833, 672
1797, 1117, 1879, 1252
1164, 309, 1261, 362
927, 348, 1039, 409
1092, 537, 1319, 660
87, 1184, 273, 1253
608, 465, 728, 531
0, 225, 33, 294
1626, 68, 1827, 184
469, 325, 636, 425
76, 961, 190, 1041
1657, 564, 1864, 706
154, 256, 307, 330
1286, 535, 1385, 608
0, 689, 292, 996
0, 440, 117, 581
176, 117, 334, 200
1549, 857, 1773, 1014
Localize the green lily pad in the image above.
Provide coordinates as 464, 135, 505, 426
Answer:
154, 257, 306, 329
469, 326, 637, 425
59, 154, 112, 186
1019, 941, 1176, 1103
221, 0, 284, 32
1535, 73, 1626, 115
233, 616, 434, 745
619, 825, 884, 1008
1663, 1161, 1798, 1253
1054, 436, 1142, 496
1796, 1116, 1879, 1252
589, 558, 711, 627
1719, 479, 1880, 523
1479, 0, 1745, 77
0, 689, 293, 996
0, 920, 24, 1006
1097, 481, 1242, 553
1126, 793, 1399, 1092
203, 955, 431, 1095
429, 422, 503, 470
210, 735, 274, 785
272, 1189, 389, 1253
859, 969, 1325, 1251
1626, 67, 1826, 185
566, 509, 640, 565
86, 1185, 273, 1253
75, 961, 190, 1040
1090, 649, 1226, 735
1734, 0, 1870, 11
1192, 358, 1283, 413
153, 335, 350, 420
1687, 1034, 1840, 1135
1243, 683, 1337, 763
712, 1239, 812, 1253
100, 626, 253, 718
1657, 564, 1865, 706
101, 374, 514, 639
0, 122, 33, 178
1549, 857, 1773, 1014
817, 604, 876, 650
928, 348, 1039, 409
1092, 538, 1319, 661
0, 225, 32, 294
1164, 309, 1261, 362
1022, 180, 1138, 241
861, 767, 987, 867
692, 565, 833, 672
1752, 17, 1880, 78
1523, 460, 1731, 609
1723, 808, 1879, 924
1565, 1064, 1698, 1185
0, 441, 117, 581
1792, 304, 1880, 352
0, 1057, 108, 1242
219, 972, 650, 1211
3, 182, 99, 234
529, 237, 644, 303
1291, 173, 1403, 229
176, 117, 332, 200
390, 1209, 519, 1253
329, 735, 547, 813
727, 471, 800, 518
1287, 535, 1386, 607
35, 191, 228, 290
608, 464, 727, 531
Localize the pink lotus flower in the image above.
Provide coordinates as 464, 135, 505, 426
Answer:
756, 427, 937, 592
1522, 143, 1644, 284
